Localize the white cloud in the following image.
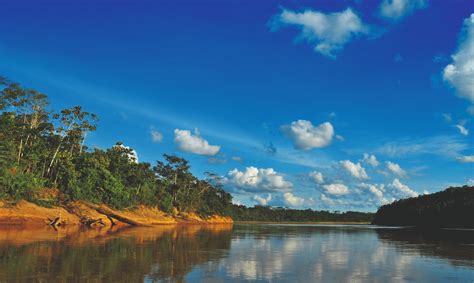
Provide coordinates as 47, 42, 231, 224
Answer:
388, 179, 418, 198
320, 193, 335, 205
174, 128, 220, 156
272, 8, 369, 57
443, 13, 474, 102
226, 167, 293, 193
253, 194, 272, 206
358, 183, 389, 204
456, 155, 474, 163
386, 161, 407, 178
281, 120, 334, 150
454, 124, 469, 136
367, 184, 384, 199
323, 183, 350, 195
379, 0, 427, 21
362, 153, 379, 167
150, 129, 163, 143
340, 160, 369, 180
283, 192, 305, 207
309, 171, 325, 184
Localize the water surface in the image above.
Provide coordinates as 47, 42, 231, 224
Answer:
0, 224, 472, 282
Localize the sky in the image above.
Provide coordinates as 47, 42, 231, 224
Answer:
0, 0, 472, 211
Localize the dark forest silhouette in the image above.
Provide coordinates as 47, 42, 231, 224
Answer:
372, 186, 474, 228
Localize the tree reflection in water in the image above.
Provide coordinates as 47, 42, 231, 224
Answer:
0, 225, 232, 282
0, 224, 473, 282
375, 228, 474, 267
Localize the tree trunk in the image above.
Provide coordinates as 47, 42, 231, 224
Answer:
95, 207, 144, 226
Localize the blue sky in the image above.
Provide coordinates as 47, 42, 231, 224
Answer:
0, 0, 472, 211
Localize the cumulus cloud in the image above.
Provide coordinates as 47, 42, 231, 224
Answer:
456, 155, 474, 163
281, 120, 334, 150
358, 183, 390, 204
271, 8, 369, 57
366, 184, 384, 198
362, 153, 379, 167
309, 171, 325, 184
320, 193, 335, 205
150, 129, 163, 143
454, 124, 469, 136
226, 167, 293, 193
379, 0, 427, 21
388, 179, 418, 198
283, 192, 305, 207
174, 128, 220, 156
386, 161, 407, 178
340, 160, 369, 180
443, 13, 474, 102
323, 183, 350, 195
253, 194, 272, 206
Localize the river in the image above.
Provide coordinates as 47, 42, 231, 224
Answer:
0, 224, 472, 282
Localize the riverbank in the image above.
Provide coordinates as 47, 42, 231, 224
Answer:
0, 200, 233, 228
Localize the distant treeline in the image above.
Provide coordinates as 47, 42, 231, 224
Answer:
230, 205, 374, 222
372, 186, 474, 228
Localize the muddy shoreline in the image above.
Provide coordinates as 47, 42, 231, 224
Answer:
0, 200, 233, 228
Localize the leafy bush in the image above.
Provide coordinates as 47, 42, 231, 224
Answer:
0, 168, 45, 201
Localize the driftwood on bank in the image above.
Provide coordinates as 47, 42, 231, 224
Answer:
48, 217, 61, 227
107, 215, 116, 226
94, 207, 144, 226
81, 218, 106, 228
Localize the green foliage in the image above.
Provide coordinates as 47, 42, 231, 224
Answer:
228, 205, 374, 222
158, 193, 174, 214
0, 168, 44, 201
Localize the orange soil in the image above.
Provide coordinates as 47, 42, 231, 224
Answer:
0, 200, 232, 228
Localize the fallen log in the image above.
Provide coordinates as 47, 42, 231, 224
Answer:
107, 215, 116, 226
94, 207, 144, 226
82, 218, 106, 228
47, 217, 62, 227
48, 217, 60, 226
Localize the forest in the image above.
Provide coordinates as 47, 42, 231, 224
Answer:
372, 185, 474, 228
0, 77, 232, 216
0, 77, 373, 222
230, 205, 374, 222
